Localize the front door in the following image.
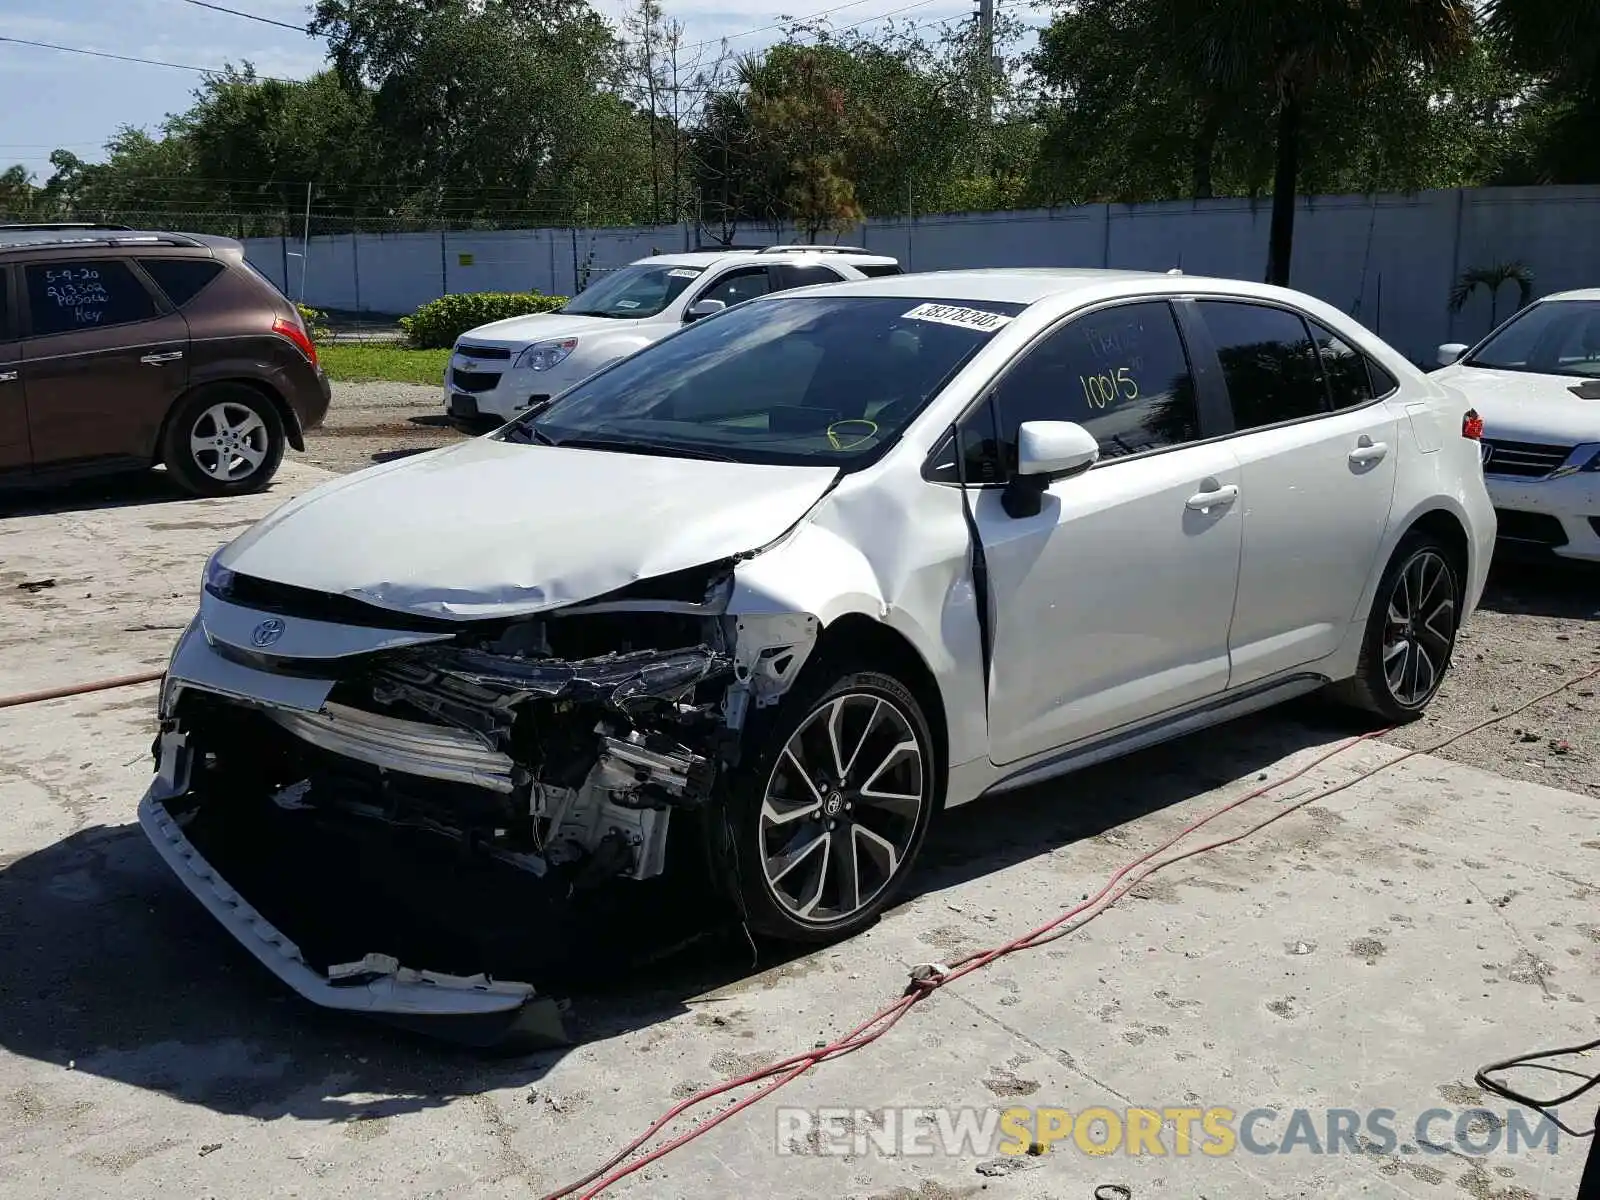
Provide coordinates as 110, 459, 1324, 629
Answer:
969, 299, 1244, 766
1192, 300, 1400, 686
19, 257, 189, 469
0, 266, 28, 472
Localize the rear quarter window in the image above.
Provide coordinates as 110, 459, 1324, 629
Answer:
854, 263, 904, 278
140, 258, 224, 307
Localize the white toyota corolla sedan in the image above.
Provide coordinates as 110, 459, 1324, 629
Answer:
141, 269, 1494, 1027
1434, 289, 1600, 562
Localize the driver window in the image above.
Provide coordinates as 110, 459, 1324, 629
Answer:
990, 300, 1200, 473
695, 268, 773, 311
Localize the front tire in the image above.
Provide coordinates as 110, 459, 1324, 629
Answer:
161, 385, 286, 497
727, 670, 937, 942
1335, 532, 1461, 723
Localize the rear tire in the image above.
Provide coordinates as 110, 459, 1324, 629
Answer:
725, 669, 937, 943
1333, 532, 1461, 723
161, 384, 286, 497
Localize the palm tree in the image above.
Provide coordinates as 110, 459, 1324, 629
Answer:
1151, 0, 1473, 286
1449, 261, 1535, 330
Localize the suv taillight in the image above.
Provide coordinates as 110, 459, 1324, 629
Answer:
272, 314, 319, 368
1462, 409, 1483, 440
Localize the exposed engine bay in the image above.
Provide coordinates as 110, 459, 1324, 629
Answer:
143, 562, 819, 1040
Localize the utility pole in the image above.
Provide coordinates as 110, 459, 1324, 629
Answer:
977, 0, 994, 125
974, 0, 996, 178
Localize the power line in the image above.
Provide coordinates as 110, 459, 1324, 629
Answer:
684, 0, 947, 50
179, 0, 311, 33
0, 35, 301, 83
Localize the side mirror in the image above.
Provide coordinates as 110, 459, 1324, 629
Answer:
1002, 420, 1100, 518
685, 298, 726, 322
1437, 343, 1468, 367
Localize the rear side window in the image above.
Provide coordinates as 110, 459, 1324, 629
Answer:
855, 263, 904, 278
991, 300, 1200, 467
1198, 301, 1327, 429
141, 258, 224, 307
776, 264, 845, 290
0, 269, 10, 340
1305, 320, 1375, 410
25, 260, 158, 336
1367, 358, 1398, 398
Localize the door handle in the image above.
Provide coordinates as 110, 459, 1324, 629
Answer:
1185, 483, 1239, 511
0, 371, 16, 383
1349, 439, 1388, 465
140, 351, 184, 365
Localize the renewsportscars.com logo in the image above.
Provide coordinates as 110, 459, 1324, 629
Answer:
774, 1105, 1563, 1160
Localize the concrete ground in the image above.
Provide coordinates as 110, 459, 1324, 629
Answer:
2, 454, 1597, 1200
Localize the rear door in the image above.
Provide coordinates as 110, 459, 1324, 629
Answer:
20, 257, 190, 469
1188, 299, 1400, 687
0, 265, 28, 472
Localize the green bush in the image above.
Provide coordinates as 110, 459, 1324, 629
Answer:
296, 303, 332, 344
401, 291, 568, 349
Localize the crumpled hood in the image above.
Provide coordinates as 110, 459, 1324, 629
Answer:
1435, 364, 1600, 445
219, 438, 839, 619
457, 311, 633, 348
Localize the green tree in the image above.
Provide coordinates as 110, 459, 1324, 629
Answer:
0, 165, 37, 218
1152, 0, 1473, 284
312, 0, 630, 222
1484, 0, 1600, 183
743, 46, 877, 239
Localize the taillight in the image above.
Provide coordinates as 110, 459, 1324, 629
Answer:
1462, 409, 1483, 440
272, 315, 319, 368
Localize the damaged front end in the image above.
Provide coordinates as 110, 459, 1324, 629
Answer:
142, 562, 817, 1044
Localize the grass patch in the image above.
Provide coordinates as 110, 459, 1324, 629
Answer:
319, 343, 450, 386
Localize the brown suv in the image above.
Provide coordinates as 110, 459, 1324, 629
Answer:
0, 224, 330, 497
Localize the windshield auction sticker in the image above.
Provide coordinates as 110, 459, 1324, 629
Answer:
901, 303, 1013, 332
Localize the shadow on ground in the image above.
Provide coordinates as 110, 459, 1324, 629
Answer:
0, 470, 192, 518
1478, 554, 1599, 621
0, 705, 1352, 1125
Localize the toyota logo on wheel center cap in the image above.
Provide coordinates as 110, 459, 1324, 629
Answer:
823, 792, 844, 817
251, 618, 286, 647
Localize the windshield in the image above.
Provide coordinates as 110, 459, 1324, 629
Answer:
1465, 299, 1600, 378
506, 295, 1026, 466
560, 262, 704, 318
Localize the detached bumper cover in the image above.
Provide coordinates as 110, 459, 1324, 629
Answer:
138, 785, 554, 1023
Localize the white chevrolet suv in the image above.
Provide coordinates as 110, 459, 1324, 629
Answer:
443, 244, 903, 424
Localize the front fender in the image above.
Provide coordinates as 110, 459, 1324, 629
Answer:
729, 475, 988, 777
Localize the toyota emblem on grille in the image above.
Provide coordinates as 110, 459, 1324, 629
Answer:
252, 618, 286, 647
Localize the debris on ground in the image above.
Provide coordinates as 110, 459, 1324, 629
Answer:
17, 578, 55, 592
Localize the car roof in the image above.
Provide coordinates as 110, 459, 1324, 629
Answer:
1538, 288, 1600, 303
0, 225, 234, 255
740, 266, 1346, 309
634, 247, 900, 269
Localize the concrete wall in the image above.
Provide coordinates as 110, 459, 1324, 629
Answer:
245, 185, 1600, 364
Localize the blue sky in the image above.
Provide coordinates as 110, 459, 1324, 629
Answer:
0, 0, 980, 184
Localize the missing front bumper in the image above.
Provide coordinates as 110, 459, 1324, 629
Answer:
138, 785, 569, 1045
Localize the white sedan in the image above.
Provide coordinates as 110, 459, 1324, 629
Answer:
141, 269, 1493, 1027
1435, 288, 1600, 562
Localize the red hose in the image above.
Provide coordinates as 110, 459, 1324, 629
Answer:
0, 669, 165, 710
542, 662, 1600, 1200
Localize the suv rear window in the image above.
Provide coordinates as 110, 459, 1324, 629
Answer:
141, 258, 224, 307
855, 263, 903, 278
25, 260, 158, 335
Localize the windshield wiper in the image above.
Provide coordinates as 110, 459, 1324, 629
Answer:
553, 433, 735, 462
